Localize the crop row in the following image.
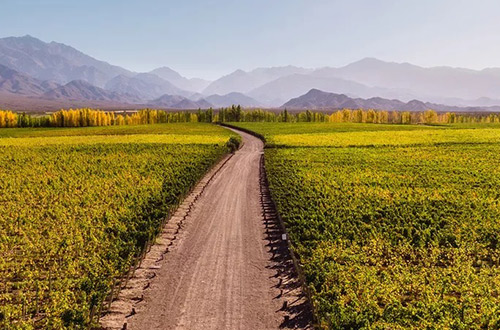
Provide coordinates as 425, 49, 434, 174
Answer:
234, 122, 500, 329
0, 124, 233, 328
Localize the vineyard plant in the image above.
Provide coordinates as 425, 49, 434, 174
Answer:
233, 122, 500, 329
0, 123, 236, 329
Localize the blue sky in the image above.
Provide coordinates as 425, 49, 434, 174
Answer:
2, 0, 500, 79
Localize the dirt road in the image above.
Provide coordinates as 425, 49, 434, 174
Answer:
116, 129, 309, 330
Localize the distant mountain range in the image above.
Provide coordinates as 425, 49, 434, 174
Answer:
1, 35, 500, 111
308, 58, 500, 106
282, 89, 500, 112
202, 66, 313, 96
104, 73, 187, 100
42, 80, 139, 103
0, 35, 129, 88
204, 59, 500, 108
149, 94, 212, 109
149, 67, 210, 93
204, 92, 261, 108
0, 64, 58, 95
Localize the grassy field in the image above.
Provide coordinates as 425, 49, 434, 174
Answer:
0, 123, 235, 329
235, 122, 500, 147
233, 122, 443, 139
232, 122, 500, 329
0, 123, 230, 138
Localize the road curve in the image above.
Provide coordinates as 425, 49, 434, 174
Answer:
127, 129, 290, 330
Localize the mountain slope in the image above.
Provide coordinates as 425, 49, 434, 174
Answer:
149, 67, 210, 92
203, 66, 313, 95
205, 92, 261, 107
149, 94, 213, 109
248, 74, 375, 106
0, 35, 131, 87
43, 80, 138, 103
283, 89, 430, 111
312, 58, 500, 102
2, 34, 500, 110
0, 64, 59, 95
105, 73, 188, 101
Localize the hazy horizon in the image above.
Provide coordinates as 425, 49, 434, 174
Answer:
3, 0, 500, 79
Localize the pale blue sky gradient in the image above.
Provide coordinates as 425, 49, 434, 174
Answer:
2, 0, 500, 79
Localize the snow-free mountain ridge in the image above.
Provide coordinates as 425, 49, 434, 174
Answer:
2, 35, 500, 110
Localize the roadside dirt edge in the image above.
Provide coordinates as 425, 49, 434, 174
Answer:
99, 151, 235, 329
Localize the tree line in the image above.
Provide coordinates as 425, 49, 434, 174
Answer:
0, 108, 212, 128
215, 107, 500, 124
1, 106, 499, 128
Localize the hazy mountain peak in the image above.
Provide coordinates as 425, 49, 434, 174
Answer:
344, 57, 402, 69
150, 66, 183, 80
0, 35, 131, 87
247, 73, 372, 106
105, 73, 187, 101
306, 88, 328, 95
21, 34, 40, 41
205, 92, 261, 107
353, 57, 382, 64
282, 88, 420, 111
149, 94, 213, 109
231, 69, 247, 76
203, 66, 314, 96
149, 67, 210, 93
250, 65, 309, 74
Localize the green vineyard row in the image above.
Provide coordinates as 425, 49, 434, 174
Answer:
234, 122, 500, 329
0, 123, 235, 329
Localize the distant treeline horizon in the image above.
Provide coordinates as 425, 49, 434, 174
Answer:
1, 106, 500, 128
